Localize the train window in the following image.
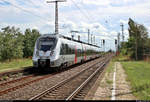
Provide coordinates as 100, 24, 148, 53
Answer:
65, 44, 69, 54
60, 43, 65, 55
68, 46, 72, 54
60, 43, 71, 55
71, 48, 75, 54
40, 45, 52, 52
77, 49, 81, 57
60, 45, 63, 55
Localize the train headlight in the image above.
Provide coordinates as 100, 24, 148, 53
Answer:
36, 50, 39, 56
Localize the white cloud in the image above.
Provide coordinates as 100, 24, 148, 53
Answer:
119, 19, 128, 24
110, 31, 118, 36
82, 0, 111, 6
32, 26, 38, 30
148, 27, 150, 31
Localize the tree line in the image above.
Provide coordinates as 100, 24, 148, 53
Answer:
120, 18, 150, 60
0, 26, 40, 61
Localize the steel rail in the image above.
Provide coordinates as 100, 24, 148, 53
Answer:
0, 75, 34, 86
0, 66, 32, 77
0, 74, 52, 96
0, 56, 104, 97
66, 57, 110, 100
29, 60, 104, 100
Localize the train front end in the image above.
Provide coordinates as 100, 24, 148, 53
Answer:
32, 35, 58, 68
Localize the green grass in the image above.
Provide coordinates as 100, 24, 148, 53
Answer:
106, 79, 113, 84
106, 60, 114, 74
113, 55, 130, 62
106, 55, 128, 74
121, 61, 150, 100
105, 60, 114, 85
0, 59, 32, 72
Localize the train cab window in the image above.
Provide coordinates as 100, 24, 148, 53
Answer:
40, 45, 52, 52
37, 37, 57, 52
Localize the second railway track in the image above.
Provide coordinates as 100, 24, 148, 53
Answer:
0, 74, 52, 96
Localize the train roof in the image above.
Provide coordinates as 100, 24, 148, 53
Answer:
41, 34, 100, 48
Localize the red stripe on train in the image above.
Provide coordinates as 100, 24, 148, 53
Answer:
74, 45, 77, 63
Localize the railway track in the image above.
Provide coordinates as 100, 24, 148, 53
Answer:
0, 54, 113, 100
0, 56, 105, 98
29, 55, 112, 100
0, 66, 33, 78
0, 74, 52, 96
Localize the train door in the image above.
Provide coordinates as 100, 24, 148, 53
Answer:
74, 45, 77, 64
81, 43, 84, 61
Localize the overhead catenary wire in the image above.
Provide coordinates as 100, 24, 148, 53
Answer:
70, 0, 92, 22
1, 0, 49, 21
79, 2, 95, 21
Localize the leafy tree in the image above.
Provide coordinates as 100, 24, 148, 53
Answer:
23, 28, 40, 57
127, 18, 148, 60
0, 26, 40, 61
145, 38, 150, 54
0, 32, 3, 60
0, 26, 24, 61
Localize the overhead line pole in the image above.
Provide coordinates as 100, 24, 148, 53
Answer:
120, 23, 124, 42
88, 29, 90, 44
91, 34, 93, 44
47, 0, 66, 35
117, 33, 120, 51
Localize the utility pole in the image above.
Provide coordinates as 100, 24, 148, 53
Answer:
70, 30, 79, 40
115, 39, 117, 55
47, 0, 66, 35
102, 39, 105, 52
120, 23, 124, 42
101, 39, 102, 48
91, 34, 93, 44
88, 29, 90, 44
93, 36, 95, 45
117, 32, 120, 51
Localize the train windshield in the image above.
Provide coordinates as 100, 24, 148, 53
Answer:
37, 37, 57, 52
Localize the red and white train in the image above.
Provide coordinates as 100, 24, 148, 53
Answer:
32, 34, 101, 69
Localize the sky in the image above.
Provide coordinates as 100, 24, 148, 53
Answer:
0, 0, 150, 51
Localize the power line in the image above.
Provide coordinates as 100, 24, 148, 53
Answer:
70, 0, 92, 22
79, 2, 95, 21
28, 0, 37, 6
1, 0, 49, 21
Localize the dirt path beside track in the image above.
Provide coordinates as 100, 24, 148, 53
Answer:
87, 62, 136, 100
